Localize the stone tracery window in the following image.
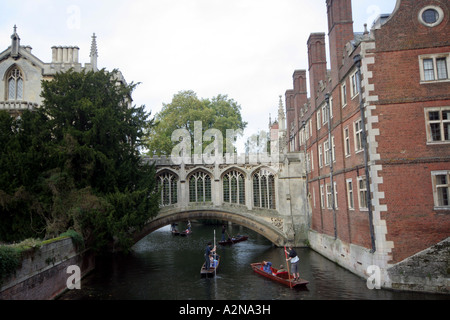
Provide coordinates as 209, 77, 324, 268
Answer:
7, 67, 24, 101
157, 172, 178, 206
223, 170, 245, 205
189, 171, 212, 203
253, 169, 276, 209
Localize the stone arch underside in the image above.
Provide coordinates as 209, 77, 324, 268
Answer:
132, 209, 289, 247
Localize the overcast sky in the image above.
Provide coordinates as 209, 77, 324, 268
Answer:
1, 0, 396, 137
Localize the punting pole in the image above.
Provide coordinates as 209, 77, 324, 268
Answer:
214, 230, 217, 277
284, 246, 292, 289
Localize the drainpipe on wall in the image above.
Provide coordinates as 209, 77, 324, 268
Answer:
302, 120, 311, 230
325, 93, 337, 240
353, 54, 376, 253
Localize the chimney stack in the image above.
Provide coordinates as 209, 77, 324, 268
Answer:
307, 33, 327, 109
51, 46, 80, 64
326, 0, 354, 86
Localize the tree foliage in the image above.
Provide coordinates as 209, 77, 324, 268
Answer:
145, 90, 247, 156
0, 69, 159, 252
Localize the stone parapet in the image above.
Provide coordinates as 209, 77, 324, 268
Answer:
0, 238, 95, 300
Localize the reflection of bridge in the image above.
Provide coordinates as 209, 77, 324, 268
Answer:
133, 153, 309, 247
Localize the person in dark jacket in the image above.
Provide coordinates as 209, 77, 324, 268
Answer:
285, 246, 300, 281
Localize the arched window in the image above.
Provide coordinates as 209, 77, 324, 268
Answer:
157, 172, 178, 206
223, 170, 245, 205
189, 171, 212, 203
7, 68, 23, 101
253, 169, 276, 209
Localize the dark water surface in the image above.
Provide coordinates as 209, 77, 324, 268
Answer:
59, 223, 447, 300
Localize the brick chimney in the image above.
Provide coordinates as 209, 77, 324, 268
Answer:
326, 0, 354, 86
307, 33, 327, 109
293, 70, 308, 117
285, 90, 295, 131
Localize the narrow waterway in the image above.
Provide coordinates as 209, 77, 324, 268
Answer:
59, 223, 446, 300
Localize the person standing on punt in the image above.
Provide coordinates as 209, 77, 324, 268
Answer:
205, 242, 216, 270
285, 246, 300, 281
221, 224, 226, 242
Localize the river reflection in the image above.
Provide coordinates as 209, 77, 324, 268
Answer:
59, 223, 446, 300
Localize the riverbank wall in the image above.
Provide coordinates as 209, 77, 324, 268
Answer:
308, 230, 449, 295
0, 237, 95, 300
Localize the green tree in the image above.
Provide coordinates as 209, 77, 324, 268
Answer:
0, 110, 51, 241
0, 69, 159, 252
145, 90, 247, 156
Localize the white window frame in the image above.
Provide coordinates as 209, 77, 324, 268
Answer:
346, 179, 354, 210
322, 104, 328, 126
320, 184, 325, 208
317, 110, 321, 130
326, 183, 333, 209
357, 176, 368, 211
431, 171, 450, 210
350, 70, 359, 98
341, 82, 348, 108
424, 107, 450, 144
354, 119, 363, 153
334, 181, 338, 209
344, 126, 351, 157
318, 145, 323, 168
331, 136, 336, 163
419, 53, 450, 83
324, 139, 330, 166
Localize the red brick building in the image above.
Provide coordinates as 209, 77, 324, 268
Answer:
286, 0, 450, 288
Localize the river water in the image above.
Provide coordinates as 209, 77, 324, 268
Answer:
59, 223, 446, 301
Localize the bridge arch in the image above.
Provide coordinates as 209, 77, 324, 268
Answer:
132, 209, 289, 247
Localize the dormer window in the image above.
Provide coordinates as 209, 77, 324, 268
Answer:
7, 68, 23, 101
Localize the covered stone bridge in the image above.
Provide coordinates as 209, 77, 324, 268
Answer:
135, 153, 310, 247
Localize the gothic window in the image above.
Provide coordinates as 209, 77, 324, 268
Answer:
253, 169, 276, 209
157, 172, 178, 206
223, 170, 245, 205
189, 171, 212, 203
7, 68, 23, 101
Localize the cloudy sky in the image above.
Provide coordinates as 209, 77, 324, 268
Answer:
1, 0, 396, 137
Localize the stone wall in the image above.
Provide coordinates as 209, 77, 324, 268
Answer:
0, 237, 95, 300
387, 237, 449, 294
309, 230, 450, 294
